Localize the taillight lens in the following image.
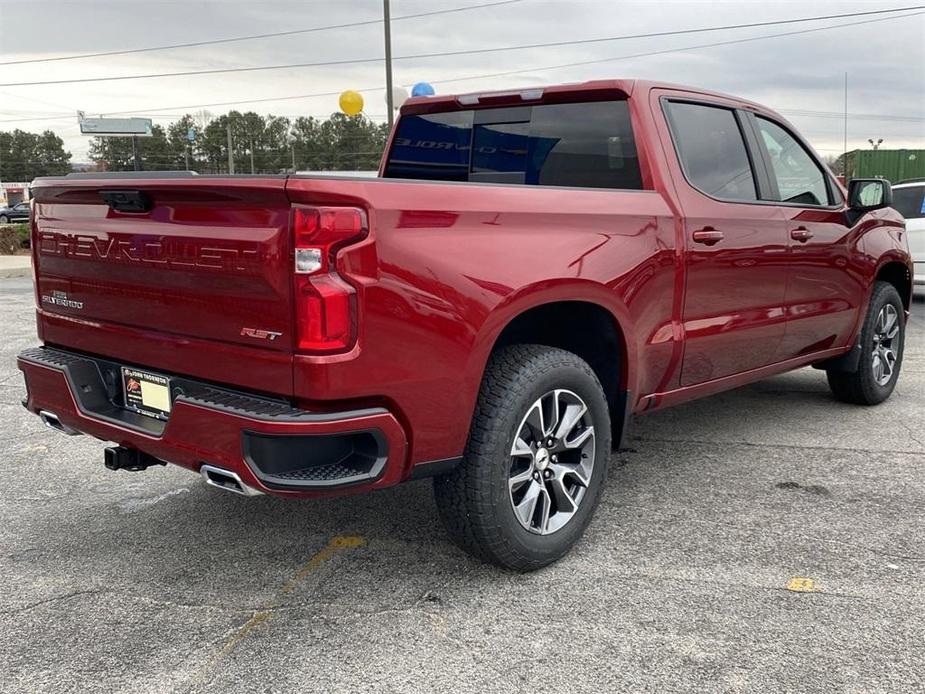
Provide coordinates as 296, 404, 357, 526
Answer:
291, 205, 367, 353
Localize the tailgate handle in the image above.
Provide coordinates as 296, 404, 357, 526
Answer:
99, 190, 152, 213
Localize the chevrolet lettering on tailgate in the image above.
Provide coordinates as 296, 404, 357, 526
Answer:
38, 231, 263, 273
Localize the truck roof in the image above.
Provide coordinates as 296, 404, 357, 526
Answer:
401, 78, 778, 119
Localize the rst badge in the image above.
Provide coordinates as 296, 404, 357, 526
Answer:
41, 290, 83, 310
241, 327, 283, 341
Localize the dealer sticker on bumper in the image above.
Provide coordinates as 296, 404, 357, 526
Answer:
122, 367, 172, 419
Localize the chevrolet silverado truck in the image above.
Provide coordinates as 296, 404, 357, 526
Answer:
18, 80, 912, 571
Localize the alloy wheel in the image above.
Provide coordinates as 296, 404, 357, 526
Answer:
508, 389, 596, 535
872, 304, 900, 386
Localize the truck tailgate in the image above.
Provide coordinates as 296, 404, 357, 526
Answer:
31, 176, 295, 396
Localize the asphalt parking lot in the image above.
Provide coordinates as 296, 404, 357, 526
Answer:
1, 276, 923, 694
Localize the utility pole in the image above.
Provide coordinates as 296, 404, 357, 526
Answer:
843, 72, 848, 166
131, 135, 142, 171
249, 140, 255, 174
226, 122, 235, 174
384, 0, 394, 129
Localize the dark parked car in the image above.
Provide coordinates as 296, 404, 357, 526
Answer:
0, 201, 31, 224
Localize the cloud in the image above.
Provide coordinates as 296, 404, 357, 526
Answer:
1, 0, 922, 161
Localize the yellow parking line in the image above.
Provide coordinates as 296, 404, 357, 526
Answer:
785, 576, 817, 593
280, 535, 366, 595
187, 535, 367, 690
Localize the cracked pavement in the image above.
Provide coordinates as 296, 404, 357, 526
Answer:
1, 276, 923, 693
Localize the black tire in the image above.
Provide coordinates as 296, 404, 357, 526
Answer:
827, 281, 905, 405
0, 215, 8, 224
433, 344, 611, 571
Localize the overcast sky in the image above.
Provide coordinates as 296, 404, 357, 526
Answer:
0, 0, 922, 162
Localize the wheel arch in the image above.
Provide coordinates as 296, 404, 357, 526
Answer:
875, 259, 913, 312
467, 284, 635, 449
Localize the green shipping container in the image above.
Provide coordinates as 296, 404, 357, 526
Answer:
845, 149, 925, 183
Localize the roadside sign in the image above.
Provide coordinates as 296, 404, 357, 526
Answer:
79, 117, 154, 137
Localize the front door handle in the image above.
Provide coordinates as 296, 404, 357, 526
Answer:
791, 227, 814, 243
692, 227, 724, 246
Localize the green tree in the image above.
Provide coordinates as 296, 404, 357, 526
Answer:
83, 110, 389, 174
88, 125, 171, 171
0, 128, 71, 180
167, 115, 200, 171
314, 113, 389, 171
290, 117, 325, 171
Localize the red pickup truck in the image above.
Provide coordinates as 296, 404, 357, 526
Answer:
19, 80, 912, 570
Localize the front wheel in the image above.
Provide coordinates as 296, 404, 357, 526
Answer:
433, 345, 611, 571
827, 281, 905, 405
0, 215, 8, 224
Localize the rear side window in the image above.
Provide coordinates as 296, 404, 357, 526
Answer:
384, 101, 643, 190
664, 101, 757, 201
755, 117, 831, 206
892, 185, 925, 219
385, 111, 472, 181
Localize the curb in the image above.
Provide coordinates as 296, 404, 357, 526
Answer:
0, 260, 32, 279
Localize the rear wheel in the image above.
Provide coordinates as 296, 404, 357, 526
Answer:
827, 281, 905, 405
433, 345, 611, 571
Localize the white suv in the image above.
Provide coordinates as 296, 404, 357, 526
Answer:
891, 179, 925, 290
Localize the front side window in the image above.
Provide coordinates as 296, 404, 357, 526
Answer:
756, 117, 831, 206
384, 100, 643, 190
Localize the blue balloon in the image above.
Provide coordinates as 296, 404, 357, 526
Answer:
411, 82, 435, 97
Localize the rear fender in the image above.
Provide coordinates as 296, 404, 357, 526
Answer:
462, 280, 634, 428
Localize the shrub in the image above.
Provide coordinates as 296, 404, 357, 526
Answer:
14, 222, 30, 248
0, 225, 19, 254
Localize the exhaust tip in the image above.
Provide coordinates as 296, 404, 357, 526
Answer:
38, 410, 81, 436
200, 464, 263, 497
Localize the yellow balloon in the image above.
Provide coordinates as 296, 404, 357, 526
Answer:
339, 90, 364, 117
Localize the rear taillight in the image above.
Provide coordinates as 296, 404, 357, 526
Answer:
291, 205, 367, 353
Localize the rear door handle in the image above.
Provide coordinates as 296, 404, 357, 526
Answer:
692, 227, 724, 246
790, 227, 814, 242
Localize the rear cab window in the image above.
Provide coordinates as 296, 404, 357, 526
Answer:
384, 100, 644, 190
663, 101, 757, 202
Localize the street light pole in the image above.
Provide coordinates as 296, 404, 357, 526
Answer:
384, 0, 394, 129
226, 122, 235, 174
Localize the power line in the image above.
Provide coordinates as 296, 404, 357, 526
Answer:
781, 109, 924, 122
417, 11, 925, 89
2, 11, 923, 127
2, 5, 924, 88
0, 0, 525, 67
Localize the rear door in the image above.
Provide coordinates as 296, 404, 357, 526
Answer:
747, 114, 864, 359
658, 96, 789, 386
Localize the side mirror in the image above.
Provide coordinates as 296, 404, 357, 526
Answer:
847, 178, 892, 211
